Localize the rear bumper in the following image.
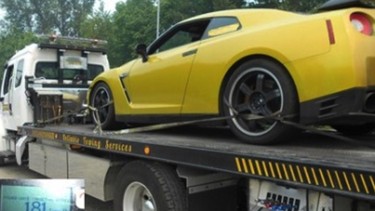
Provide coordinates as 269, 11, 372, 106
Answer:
300, 87, 375, 125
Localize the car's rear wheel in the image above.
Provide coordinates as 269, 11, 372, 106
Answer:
223, 59, 298, 144
90, 82, 117, 129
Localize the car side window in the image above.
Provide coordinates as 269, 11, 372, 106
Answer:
15, 59, 24, 88
149, 19, 211, 54
203, 17, 240, 39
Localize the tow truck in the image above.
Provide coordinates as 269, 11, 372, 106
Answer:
0, 37, 374, 211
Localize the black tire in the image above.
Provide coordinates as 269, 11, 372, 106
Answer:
114, 161, 188, 211
332, 124, 375, 136
90, 82, 117, 129
223, 59, 298, 145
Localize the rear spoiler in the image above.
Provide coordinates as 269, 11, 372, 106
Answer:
319, 0, 375, 11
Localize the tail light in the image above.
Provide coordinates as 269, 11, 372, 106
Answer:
326, 20, 335, 45
350, 13, 373, 36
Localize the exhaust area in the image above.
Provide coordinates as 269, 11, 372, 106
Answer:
364, 92, 375, 113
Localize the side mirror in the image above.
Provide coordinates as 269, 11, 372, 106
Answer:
136, 44, 148, 62
0, 97, 3, 102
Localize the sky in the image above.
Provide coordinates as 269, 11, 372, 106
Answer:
97, 0, 124, 13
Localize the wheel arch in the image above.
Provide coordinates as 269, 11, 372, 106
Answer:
219, 54, 300, 116
89, 79, 124, 114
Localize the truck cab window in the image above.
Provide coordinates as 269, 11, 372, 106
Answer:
15, 59, 24, 88
35, 62, 104, 82
2, 65, 14, 95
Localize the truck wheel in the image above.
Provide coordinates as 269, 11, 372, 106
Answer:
223, 59, 298, 145
90, 82, 116, 129
114, 161, 187, 211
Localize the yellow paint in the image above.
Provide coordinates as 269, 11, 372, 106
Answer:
360, 174, 369, 194
335, 171, 343, 190
248, 159, 255, 175
319, 169, 327, 187
304, 167, 311, 184
262, 161, 269, 177
269, 162, 276, 178
282, 164, 289, 180
327, 170, 335, 188
370, 176, 375, 193
351, 173, 360, 193
276, 163, 283, 179
343, 172, 351, 191
255, 160, 262, 176
296, 166, 304, 183
241, 158, 249, 173
311, 168, 319, 186
289, 165, 297, 182
235, 157, 242, 172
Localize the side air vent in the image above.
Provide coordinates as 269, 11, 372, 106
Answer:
318, 98, 338, 118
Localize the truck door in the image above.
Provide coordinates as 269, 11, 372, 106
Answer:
0, 59, 32, 131
11, 59, 33, 129
0, 63, 15, 130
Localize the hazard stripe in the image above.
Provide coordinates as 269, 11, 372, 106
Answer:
234, 157, 374, 197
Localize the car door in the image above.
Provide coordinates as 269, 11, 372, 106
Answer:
125, 19, 210, 114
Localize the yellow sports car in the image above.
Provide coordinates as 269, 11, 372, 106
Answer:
88, 0, 375, 144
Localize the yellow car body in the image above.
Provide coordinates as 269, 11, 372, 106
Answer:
88, 1, 375, 144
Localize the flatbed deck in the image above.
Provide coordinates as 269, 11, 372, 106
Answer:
19, 124, 375, 201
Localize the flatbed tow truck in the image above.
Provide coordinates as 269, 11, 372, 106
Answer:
15, 123, 375, 211
0, 36, 374, 211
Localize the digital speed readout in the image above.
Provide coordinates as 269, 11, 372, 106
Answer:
0, 185, 72, 211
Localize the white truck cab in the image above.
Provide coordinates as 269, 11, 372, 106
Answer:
0, 36, 109, 132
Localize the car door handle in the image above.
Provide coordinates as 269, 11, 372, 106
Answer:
182, 49, 197, 57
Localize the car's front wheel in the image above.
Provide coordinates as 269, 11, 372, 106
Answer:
90, 82, 117, 129
223, 59, 298, 144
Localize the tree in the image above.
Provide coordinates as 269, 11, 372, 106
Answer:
0, 29, 37, 81
247, 0, 326, 12
80, 0, 117, 67
111, 0, 157, 66
0, 0, 95, 36
160, 0, 246, 33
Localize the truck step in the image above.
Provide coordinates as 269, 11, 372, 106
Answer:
0, 150, 16, 165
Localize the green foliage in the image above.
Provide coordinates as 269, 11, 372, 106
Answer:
248, 0, 327, 12
0, 0, 327, 73
0, 29, 37, 81
79, 1, 116, 66
110, 0, 157, 66
160, 0, 245, 33
0, 0, 95, 35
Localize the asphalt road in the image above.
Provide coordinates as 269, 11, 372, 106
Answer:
0, 164, 114, 211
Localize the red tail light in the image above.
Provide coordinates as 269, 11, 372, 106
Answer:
326, 20, 335, 45
350, 13, 373, 36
